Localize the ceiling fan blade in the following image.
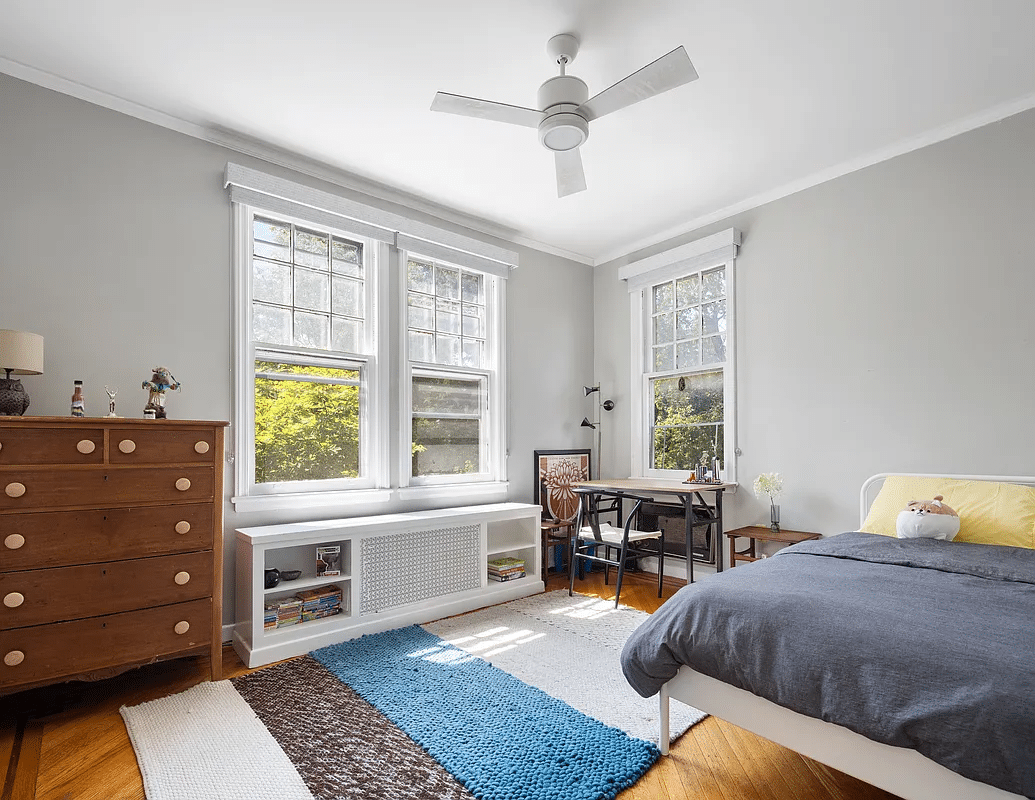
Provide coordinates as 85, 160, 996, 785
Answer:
579, 46, 698, 122
555, 149, 587, 198
431, 92, 544, 128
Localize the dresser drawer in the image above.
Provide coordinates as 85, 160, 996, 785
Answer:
0, 598, 211, 689
0, 504, 213, 569
0, 466, 214, 510
0, 427, 104, 466
0, 551, 213, 630
108, 428, 217, 465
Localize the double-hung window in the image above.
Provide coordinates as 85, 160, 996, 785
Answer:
226, 163, 514, 511
620, 229, 740, 482
243, 211, 379, 498
404, 254, 501, 485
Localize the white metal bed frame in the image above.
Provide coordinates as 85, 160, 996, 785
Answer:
658, 473, 1035, 800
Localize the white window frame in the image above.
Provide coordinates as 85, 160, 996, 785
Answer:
620, 229, 741, 483
398, 250, 506, 490
225, 163, 516, 512
231, 203, 390, 511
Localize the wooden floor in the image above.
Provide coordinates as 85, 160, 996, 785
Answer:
0, 569, 900, 800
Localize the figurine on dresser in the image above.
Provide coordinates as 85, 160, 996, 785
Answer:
142, 367, 180, 419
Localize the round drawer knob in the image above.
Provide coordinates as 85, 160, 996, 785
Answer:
174, 520, 191, 535
5, 483, 25, 499
194, 441, 210, 454
77, 439, 96, 454
3, 592, 24, 608
4, 534, 25, 550
174, 621, 190, 635
174, 571, 191, 586
4, 650, 24, 667
175, 478, 191, 492
118, 439, 136, 454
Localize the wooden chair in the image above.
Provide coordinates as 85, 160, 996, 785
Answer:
569, 487, 665, 607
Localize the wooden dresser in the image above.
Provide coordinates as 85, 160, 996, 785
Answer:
0, 417, 227, 695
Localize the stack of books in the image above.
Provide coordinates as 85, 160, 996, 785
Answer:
487, 556, 526, 582
297, 584, 343, 622
263, 602, 278, 631
275, 597, 302, 627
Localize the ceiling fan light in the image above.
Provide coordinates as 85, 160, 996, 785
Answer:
539, 112, 589, 152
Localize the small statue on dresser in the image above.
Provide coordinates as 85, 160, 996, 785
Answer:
142, 367, 180, 419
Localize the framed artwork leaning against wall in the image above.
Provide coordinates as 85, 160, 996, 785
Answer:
533, 449, 592, 524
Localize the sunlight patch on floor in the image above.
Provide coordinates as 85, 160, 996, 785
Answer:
547, 596, 620, 619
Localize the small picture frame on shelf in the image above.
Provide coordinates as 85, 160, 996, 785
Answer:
316, 545, 341, 577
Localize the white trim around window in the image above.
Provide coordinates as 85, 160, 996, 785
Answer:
625, 228, 741, 483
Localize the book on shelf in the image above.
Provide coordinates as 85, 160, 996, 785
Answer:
488, 571, 526, 582
488, 565, 525, 577
487, 556, 525, 570
317, 545, 342, 577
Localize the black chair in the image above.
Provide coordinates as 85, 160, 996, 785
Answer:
568, 487, 665, 607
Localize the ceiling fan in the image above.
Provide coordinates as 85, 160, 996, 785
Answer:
431, 33, 698, 198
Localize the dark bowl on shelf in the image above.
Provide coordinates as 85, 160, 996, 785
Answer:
280, 569, 302, 581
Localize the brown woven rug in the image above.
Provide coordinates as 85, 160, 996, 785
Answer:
232, 655, 474, 800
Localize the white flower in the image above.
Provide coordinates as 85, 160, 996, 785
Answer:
753, 472, 783, 500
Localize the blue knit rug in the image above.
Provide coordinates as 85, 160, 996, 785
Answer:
311, 625, 660, 800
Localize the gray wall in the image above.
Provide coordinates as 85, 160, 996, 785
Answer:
0, 73, 595, 625
595, 108, 1035, 539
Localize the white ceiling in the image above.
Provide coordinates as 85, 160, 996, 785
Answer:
2, 1, 1034, 264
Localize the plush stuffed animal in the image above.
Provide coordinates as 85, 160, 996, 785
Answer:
895, 495, 960, 541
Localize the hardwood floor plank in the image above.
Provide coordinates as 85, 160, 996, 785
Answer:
0, 717, 16, 799
8, 718, 41, 800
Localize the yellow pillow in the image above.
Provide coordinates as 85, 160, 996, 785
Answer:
860, 475, 1035, 549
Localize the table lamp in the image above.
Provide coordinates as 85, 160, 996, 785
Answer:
0, 330, 44, 416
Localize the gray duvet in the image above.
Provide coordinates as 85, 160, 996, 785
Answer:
621, 532, 1035, 798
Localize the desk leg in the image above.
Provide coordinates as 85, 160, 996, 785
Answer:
714, 489, 724, 572
683, 495, 694, 585
729, 536, 736, 569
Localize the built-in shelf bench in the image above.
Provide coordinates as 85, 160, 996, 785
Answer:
233, 502, 542, 667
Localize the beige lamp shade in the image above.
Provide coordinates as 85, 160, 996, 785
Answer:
0, 330, 44, 375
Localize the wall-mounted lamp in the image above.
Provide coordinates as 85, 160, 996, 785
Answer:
581, 385, 615, 477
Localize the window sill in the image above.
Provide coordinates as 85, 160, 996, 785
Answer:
395, 481, 509, 503
232, 488, 394, 514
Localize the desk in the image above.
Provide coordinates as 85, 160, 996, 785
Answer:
574, 478, 734, 582
724, 525, 820, 567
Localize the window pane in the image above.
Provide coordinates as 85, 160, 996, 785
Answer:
408, 294, 434, 330
253, 259, 291, 305
254, 361, 361, 483
702, 334, 726, 364
332, 276, 364, 318
294, 311, 329, 348
462, 273, 484, 304
676, 307, 701, 339
294, 269, 330, 312
436, 299, 461, 334
676, 340, 701, 369
653, 313, 674, 345
294, 229, 329, 269
435, 266, 460, 300
412, 418, 480, 476
653, 283, 674, 313
409, 330, 434, 362
253, 218, 291, 262
253, 303, 291, 345
462, 304, 483, 338
331, 239, 362, 276
462, 339, 482, 368
702, 300, 726, 335
408, 259, 434, 293
412, 375, 482, 477
653, 345, 673, 372
651, 371, 723, 471
702, 267, 725, 300
676, 275, 699, 306
331, 317, 362, 353
436, 334, 460, 365
412, 375, 481, 415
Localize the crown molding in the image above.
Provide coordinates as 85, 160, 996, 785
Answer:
0, 55, 595, 267
595, 90, 1035, 266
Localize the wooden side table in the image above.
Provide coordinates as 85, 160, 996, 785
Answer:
724, 525, 821, 567
542, 519, 575, 577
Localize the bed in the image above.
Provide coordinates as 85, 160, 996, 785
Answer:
621, 473, 1035, 800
